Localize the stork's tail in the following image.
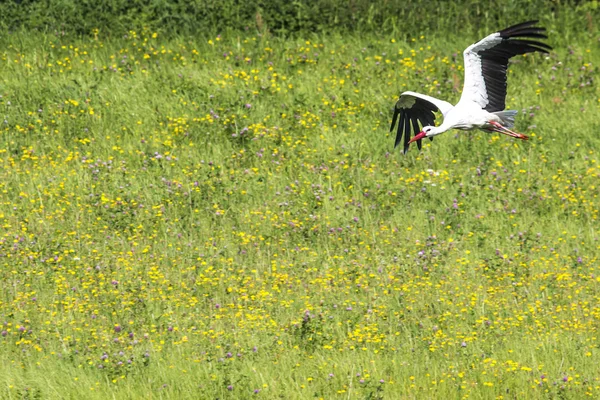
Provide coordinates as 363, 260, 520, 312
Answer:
493, 110, 518, 128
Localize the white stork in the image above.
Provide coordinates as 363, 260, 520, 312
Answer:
391, 21, 551, 153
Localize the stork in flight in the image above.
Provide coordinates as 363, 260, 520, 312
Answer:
390, 21, 551, 153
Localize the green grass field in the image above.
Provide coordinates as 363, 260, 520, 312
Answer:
0, 25, 598, 399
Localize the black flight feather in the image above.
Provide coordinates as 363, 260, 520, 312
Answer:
390, 95, 440, 153
476, 20, 552, 112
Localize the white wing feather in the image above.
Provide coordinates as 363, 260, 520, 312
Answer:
399, 91, 453, 116
459, 32, 503, 109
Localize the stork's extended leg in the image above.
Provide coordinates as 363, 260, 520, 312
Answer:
489, 121, 529, 140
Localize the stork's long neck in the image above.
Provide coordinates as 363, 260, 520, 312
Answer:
431, 122, 453, 136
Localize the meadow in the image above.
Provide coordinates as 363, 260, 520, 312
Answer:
0, 22, 598, 399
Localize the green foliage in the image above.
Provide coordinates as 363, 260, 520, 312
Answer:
0, 8, 599, 399
0, 0, 598, 37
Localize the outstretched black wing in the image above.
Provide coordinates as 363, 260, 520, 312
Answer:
461, 20, 552, 112
390, 91, 452, 154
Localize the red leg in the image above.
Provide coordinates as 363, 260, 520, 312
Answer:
489, 121, 529, 140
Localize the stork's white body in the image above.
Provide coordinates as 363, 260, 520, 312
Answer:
391, 21, 551, 153
440, 102, 502, 131
442, 105, 489, 130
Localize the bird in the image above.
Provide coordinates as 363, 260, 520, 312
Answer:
390, 20, 551, 153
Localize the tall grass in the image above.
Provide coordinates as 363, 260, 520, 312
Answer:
0, 15, 598, 400
0, 0, 598, 38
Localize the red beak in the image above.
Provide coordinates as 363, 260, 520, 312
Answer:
408, 131, 427, 144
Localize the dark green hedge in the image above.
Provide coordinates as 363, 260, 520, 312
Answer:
0, 0, 597, 37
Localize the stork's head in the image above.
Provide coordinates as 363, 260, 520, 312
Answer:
408, 125, 441, 144
422, 126, 438, 137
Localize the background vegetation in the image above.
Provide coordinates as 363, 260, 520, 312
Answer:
0, 0, 597, 37
0, 1, 598, 399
